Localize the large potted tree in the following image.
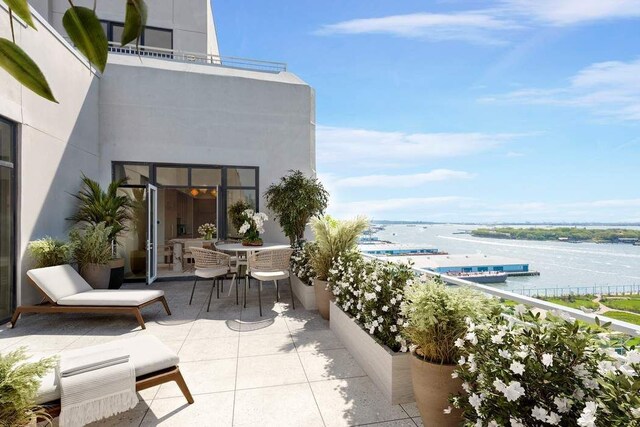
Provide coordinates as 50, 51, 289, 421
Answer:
265, 170, 328, 245
70, 222, 113, 289
309, 215, 368, 320
400, 279, 497, 426
68, 174, 132, 288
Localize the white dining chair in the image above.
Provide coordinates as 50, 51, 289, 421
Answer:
182, 240, 203, 271
189, 248, 232, 311
248, 248, 295, 316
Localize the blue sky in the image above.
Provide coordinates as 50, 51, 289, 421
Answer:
213, 0, 640, 223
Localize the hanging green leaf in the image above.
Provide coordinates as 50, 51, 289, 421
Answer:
4, 0, 36, 29
0, 38, 56, 102
121, 0, 147, 47
62, 6, 108, 73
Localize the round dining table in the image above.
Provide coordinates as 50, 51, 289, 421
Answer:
215, 242, 291, 307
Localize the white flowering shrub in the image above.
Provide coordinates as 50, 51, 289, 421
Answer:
329, 251, 414, 352
290, 241, 317, 285
197, 223, 216, 238
451, 306, 639, 427
238, 209, 268, 242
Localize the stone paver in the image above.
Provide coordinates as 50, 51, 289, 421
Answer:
0, 280, 419, 426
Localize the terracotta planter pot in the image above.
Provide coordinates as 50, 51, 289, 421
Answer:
410, 352, 463, 427
313, 278, 333, 320
81, 263, 111, 289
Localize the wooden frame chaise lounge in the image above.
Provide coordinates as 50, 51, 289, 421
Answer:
10, 265, 171, 329
36, 335, 194, 418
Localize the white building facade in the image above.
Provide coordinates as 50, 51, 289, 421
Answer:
0, 1, 316, 320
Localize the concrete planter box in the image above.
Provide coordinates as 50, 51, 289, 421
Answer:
330, 301, 413, 404
291, 274, 317, 310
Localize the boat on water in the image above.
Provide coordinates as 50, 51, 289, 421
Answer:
446, 271, 508, 284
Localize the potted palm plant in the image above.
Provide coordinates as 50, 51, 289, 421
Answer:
0, 347, 57, 427
265, 170, 329, 245
309, 215, 368, 320
400, 278, 497, 426
70, 222, 113, 289
68, 174, 132, 288
27, 237, 75, 268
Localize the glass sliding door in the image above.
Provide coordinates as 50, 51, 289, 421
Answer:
0, 117, 15, 321
147, 184, 158, 284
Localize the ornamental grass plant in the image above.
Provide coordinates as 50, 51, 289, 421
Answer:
27, 237, 74, 268
400, 278, 498, 365
69, 222, 113, 269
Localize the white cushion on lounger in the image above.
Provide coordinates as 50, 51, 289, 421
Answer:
27, 265, 92, 303
36, 335, 179, 404
56, 289, 164, 306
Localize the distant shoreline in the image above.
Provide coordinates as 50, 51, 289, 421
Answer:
470, 226, 640, 244
372, 220, 640, 227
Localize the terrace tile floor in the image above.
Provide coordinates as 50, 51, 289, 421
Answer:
1, 280, 423, 426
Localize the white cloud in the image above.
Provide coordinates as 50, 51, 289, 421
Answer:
315, 12, 520, 45
332, 169, 474, 188
328, 196, 471, 218
482, 58, 640, 121
317, 126, 519, 168
500, 0, 640, 25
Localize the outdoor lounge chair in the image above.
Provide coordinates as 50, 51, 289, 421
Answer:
10, 265, 171, 329
36, 335, 194, 418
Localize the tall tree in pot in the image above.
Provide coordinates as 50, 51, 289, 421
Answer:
68, 174, 133, 288
264, 170, 329, 246
400, 278, 498, 426
309, 216, 368, 320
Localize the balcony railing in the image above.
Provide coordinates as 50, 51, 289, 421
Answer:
107, 42, 287, 73
363, 253, 640, 337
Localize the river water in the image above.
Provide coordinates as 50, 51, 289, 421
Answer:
372, 224, 640, 294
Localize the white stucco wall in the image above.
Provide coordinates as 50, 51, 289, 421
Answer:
0, 5, 100, 305
99, 55, 315, 244
34, 0, 218, 55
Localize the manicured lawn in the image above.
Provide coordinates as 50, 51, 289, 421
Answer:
544, 296, 599, 311
602, 311, 640, 326
601, 296, 640, 314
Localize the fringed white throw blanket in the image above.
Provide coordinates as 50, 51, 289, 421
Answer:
58, 348, 139, 427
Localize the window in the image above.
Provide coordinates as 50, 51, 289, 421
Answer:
191, 168, 221, 187
114, 163, 150, 186
0, 117, 15, 321
227, 168, 256, 187
156, 167, 188, 187
493, 266, 504, 272
101, 20, 172, 50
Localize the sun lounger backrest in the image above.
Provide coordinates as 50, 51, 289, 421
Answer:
27, 265, 93, 303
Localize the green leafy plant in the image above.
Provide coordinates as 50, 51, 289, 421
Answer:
0, 347, 57, 427
69, 222, 113, 268
401, 278, 497, 365
330, 251, 415, 351
450, 306, 638, 426
228, 200, 253, 233
264, 170, 329, 245
68, 174, 133, 255
0, 0, 148, 102
27, 237, 74, 268
309, 215, 368, 281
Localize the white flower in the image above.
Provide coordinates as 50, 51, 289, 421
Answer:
514, 304, 527, 315
238, 222, 250, 234
499, 349, 512, 359
488, 421, 498, 427
462, 382, 471, 392
458, 356, 466, 366
443, 406, 452, 415
451, 371, 459, 379
573, 388, 585, 400
541, 353, 554, 367
627, 349, 640, 364
577, 402, 597, 427
597, 360, 617, 375
618, 364, 637, 377
468, 393, 482, 411
554, 396, 571, 414
465, 331, 478, 345
631, 407, 640, 418
546, 411, 561, 425
493, 379, 507, 393
582, 378, 599, 390
532, 406, 548, 422
510, 418, 524, 427
491, 330, 506, 344
510, 361, 525, 375
573, 363, 589, 379
382, 305, 389, 312
503, 381, 525, 402
454, 338, 465, 348
375, 285, 382, 292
